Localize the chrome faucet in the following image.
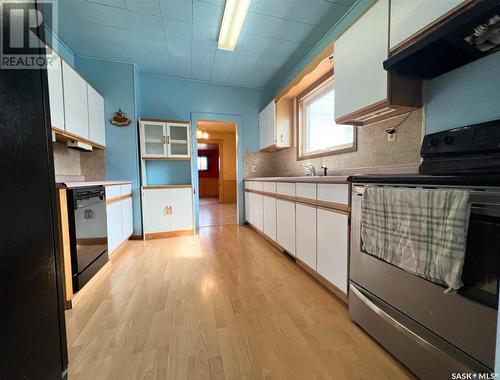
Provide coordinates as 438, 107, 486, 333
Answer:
301, 163, 316, 176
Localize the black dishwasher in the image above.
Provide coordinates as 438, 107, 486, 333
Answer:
68, 186, 108, 291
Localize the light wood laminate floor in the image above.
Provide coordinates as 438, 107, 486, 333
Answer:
66, 225, 413, 379
199, 197, 237, 227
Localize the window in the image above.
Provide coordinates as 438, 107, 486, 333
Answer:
197, 155, 208, 171
297, 74, 356, 159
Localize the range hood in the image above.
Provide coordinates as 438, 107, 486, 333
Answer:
384, 0, 500, 79
67, 140, 93, 152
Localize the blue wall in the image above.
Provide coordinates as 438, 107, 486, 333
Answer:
140, 74, 268, 226
43, 26, 75, 67
146, 161, 191, 185
425, 51, 500, 134
75, 57, 142, 236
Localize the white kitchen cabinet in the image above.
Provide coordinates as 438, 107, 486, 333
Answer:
87, 84, 106, 147
143, 187, 193, 234
259, 100, 276, 151
334, 0, 421, 125
317, 184, 349, 206
106, 201, 122, 255
277, 199, 295, 256
253, 193, 264, 232
295, 203, 317, 269
245, 191, 251, 223
390, 0, 467, 51
46, 49, 65, 131
140, 120, 191, 159
296, 183, 316, 200
317, 209, 349, 293
121, 196, 133, 240
263, 195, 277, 241
169, 188, 193, 231
62, 61, 89, 139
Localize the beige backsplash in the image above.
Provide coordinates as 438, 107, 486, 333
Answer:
244, 109, 423, 178
53, 143, 105, 181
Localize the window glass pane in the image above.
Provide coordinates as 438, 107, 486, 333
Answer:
198, 156, 208, 171
300, 80, 354, 156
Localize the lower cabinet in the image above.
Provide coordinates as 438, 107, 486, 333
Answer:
263, 195, 276, 241
317, 209, 349, 293
106, 190, 133, 256
143, 187, 193, 234
245, 191, 252, 225
295, 203, 317, 269
253, 193, 264, 232
276, 199, 295, 256
106, 201, 123, 255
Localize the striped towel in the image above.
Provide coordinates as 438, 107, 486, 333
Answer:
361, 187, 471, 291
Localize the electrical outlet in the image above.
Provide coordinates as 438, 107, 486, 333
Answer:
251, 165, 257, 173
388, 133, 396, 142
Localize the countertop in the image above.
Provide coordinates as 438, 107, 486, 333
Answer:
56, 180, 133, 189
244, 176, 353, 184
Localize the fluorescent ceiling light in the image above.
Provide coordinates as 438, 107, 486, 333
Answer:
218, 0, 251, 51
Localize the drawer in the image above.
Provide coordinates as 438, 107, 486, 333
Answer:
253, 181, 264, 192
317, 184, 349, 206
120, 183, 132, 196
263, 182, 276, 194
296, 183, 316, 200
277, 182, 295, 197
244, 181, 253, 190
105, 185, 121, 200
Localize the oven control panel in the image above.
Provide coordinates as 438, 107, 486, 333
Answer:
421, 119, 500, 157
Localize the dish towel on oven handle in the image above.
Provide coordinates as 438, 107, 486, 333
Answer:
361, 186, 471, 292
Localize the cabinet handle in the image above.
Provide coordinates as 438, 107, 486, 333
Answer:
164, 206, 168, 215
166, 136, 170, 144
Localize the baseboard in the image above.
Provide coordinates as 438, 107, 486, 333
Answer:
246, 222, 348, 306
129, 234, 143, 240
144, 229, 195, 240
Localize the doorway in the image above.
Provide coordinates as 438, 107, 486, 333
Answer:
197, 121, 237, 227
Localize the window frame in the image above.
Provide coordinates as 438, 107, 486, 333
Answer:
197, 155, 209, 172
296, 72, 357, 161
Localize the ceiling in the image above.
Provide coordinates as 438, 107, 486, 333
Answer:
198, 120, 236, 132
45, 0, 355, 88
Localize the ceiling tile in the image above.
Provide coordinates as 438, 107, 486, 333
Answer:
93, 3, 133, 28
90, 0, 127, 8
107, 26, 141, 48
164, 18, 192, 41
193, 24, 219, 44
192, 60, 213, 81
130, 12, 163, 33
59, 0, 102, 24
193, 1, 224, 28
256, 0, 289, 19
192, 42, 216, 59
273, 19, 314, 42
60, 18, 114, 42
167, 38, 192, 59
285, 1, 333, 24
160, 0, 193, 23
240, 34, 270, 55
246, 14, 282, 38
262, 39, 299, 57
125, 0, 160, 15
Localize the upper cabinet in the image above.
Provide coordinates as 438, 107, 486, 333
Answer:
62, 61, 89, 140
259, 98, 293, 151
389, 0, 468, 53
87, 85, 105, 147
334, 0, 422, 125
46, 48, 65, 131
139, 120, 191, 159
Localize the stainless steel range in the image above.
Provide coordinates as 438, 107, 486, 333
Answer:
349, 119, 500, 379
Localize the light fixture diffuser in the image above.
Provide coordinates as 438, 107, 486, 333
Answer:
217, 0, 251, 51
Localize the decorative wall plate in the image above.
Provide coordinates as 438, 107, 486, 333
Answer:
110, 109, 131, 126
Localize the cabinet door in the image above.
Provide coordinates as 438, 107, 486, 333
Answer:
334, 0, 389, 121
169, 188, 193, 231
121, 196, 133, 240
143, 189, 171, 233
296, 204, 317, 270
168, 123, 191, 158
87, 85, 105, 146
245, 191, 251, 223
141, 122, 167, 158
317, 209, 348, 293
266, 101, 276, 146
106, 201, 123, 256
390, 0, 466, 50
263, 195, 277, 241
277, 199, 295, 256
253, 193, 264, 232
46, 49, 65, 131
62, 61, 89, 139
259, 108, 266, 150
